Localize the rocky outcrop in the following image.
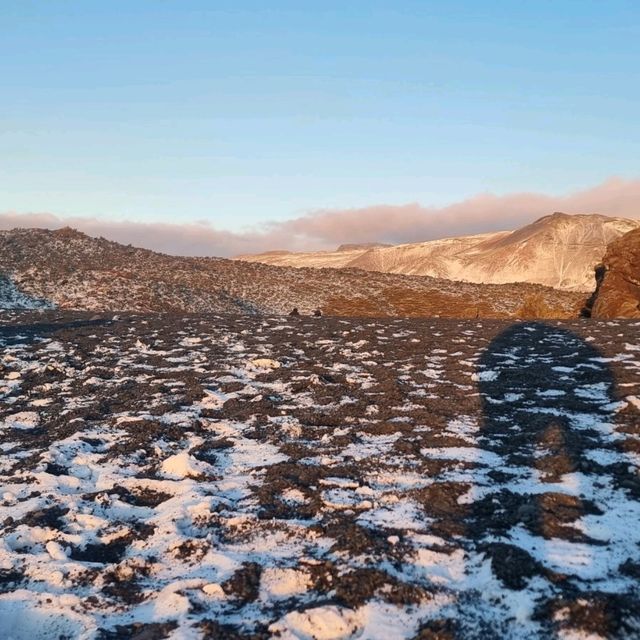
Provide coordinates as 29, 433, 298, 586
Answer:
588, 228, 640, 318
336, 242, 391, 252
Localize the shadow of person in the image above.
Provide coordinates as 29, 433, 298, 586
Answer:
468, 321, 640, 638
0, 317, 112, 343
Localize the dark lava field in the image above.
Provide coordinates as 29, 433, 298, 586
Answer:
1, 311, 639, 639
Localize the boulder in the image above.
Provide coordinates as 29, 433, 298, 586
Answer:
588, 228, 640, 318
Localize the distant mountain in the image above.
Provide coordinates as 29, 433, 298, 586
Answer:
238, 213, 640, 292
0, 227, 584, 318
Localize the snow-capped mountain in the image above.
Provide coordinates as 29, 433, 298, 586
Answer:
0, 227, 584, 318
238, 213, 640, 292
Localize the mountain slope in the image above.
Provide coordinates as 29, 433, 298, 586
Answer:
238, 213, 640, 291
0, 227, 584, 318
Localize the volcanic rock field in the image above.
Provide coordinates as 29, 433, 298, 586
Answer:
1, 311, 639, 639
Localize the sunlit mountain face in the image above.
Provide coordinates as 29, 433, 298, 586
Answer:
238, 213, 640, 292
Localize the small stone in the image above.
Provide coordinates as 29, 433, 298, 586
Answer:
202, 583, 225, 598
46, 541, 69, 561
516, 503, 536, 521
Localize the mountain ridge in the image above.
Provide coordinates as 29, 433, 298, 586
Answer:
237, 212, 640, 291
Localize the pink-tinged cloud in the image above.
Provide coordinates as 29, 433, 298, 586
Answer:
0, 212, 271, 257
271, 177, 640, 248
1, 177, 640, 257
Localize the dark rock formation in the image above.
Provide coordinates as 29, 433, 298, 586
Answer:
588, 228, 640, 318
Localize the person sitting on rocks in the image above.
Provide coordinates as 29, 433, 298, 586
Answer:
289, 307, 300, 317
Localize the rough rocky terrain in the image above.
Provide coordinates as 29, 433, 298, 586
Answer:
0, 228, 584, 319
239, 212, 640, 292
588, 227, 640, 319
1, 311, 639, 639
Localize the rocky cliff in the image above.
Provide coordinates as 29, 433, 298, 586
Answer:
588, 227, 640, 318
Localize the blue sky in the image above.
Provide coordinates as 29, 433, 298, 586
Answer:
1, 1, 639, 232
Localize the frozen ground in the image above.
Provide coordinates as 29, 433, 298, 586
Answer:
0, 276, 52, 311
0, 311, 639, 640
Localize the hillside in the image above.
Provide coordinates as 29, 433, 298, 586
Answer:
0, 227, 584, 318
238, 212, 640, 292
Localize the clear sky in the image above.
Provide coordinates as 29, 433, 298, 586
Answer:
1, 1, 639, 231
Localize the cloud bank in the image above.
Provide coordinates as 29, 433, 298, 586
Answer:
1, 177, 639, 257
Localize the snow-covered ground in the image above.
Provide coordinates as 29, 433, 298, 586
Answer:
0, 312, 639, 639
0, 276, 53, 311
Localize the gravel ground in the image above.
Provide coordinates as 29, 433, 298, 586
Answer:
0, 311, 639, 639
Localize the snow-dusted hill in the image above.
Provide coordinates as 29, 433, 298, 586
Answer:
0, 227, 584, 318
238, 213, 640, 292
